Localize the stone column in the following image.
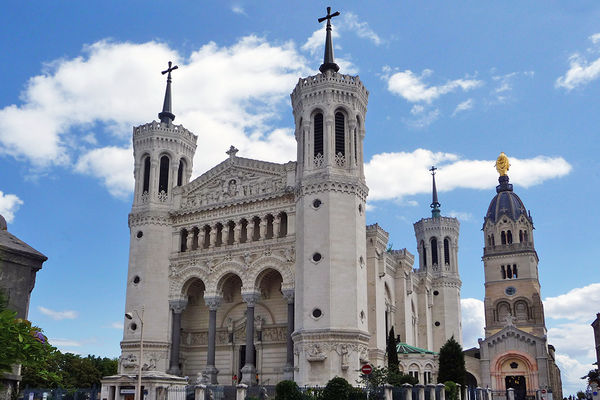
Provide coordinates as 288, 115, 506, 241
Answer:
282, 289, 295, 380
476, 387, 483, 400
241, 293, 260, 385
260, 218, 268, 240
236, 384, 248, 400
186, 228, 194, 251
403, 383, 413, 400
273, 217, 280, 239
324, 115, 333, 166
195, 385, 206, 400
384, 384, 394, 400
210, 224, 218, 247
416, 384, 425, 400
457, 384, 462, 400
437, 383, 446, 400
203, 296, 221, 384
168, 299, 187, 375
426, 384, 436, 400
507, 388, 515, 400
234, 222, 242, 244
149, 159, 158, 198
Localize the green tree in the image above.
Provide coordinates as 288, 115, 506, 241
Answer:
437, 336, 466, 386
582, 369, 599, 386
387, 327, 399, 373
0, 290, 56, 377
274, 380, 303, 400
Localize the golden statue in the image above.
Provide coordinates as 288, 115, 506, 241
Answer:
495, 152, 510, 176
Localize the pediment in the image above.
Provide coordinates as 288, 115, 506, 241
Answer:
483, 325, 545, 347
180, 156, 295, 209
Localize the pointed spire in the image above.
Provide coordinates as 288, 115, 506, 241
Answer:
158, 61, 178, 124
430, 166, 441, 218
318, 7, 340, 73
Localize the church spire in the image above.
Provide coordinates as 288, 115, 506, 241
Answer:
430, 166, 441, 218
318, 7, 340, 73
158, 61, 178, 124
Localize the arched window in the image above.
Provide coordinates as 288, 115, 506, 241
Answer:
142, 156, 150, 193
215, 223, 223, 247
431, 238, 438, 265
279, 212, 288, 237
507, 230, 513, 244
240, 219, 248, 243
523, 231, 529, 243
158, 155, 170, 194
227, 221, 235, 245
491, 234, 495, 246
266, 214, 274, 239
192, 227, 199, 250
501, 265, 506, 279
177, 159, 185, 186
507, 265, 513, 279
354, 117, 358, 165
335, 111, 345, 156
444, 238, 450, 265
519, 230, 523, 243
487, 235, 492, 246
252, 217, 261, 241
421, 241, 427, 268
501, 231, 507, 245
314, 113, 324, 157
513, 264, 518, 278
203, 225, 211, 249
180, 229, 188, 252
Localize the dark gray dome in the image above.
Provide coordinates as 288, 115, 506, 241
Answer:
484, 176, 532, 225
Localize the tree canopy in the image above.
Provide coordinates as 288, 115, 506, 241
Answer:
437, 336, 466, 386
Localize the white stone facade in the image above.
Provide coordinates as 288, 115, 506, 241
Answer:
112, 65, 463, 390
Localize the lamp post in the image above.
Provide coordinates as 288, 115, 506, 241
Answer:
125, 309, 144, 400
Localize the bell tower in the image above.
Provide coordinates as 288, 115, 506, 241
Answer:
291, 7, 370, 385
121, 62, 197, 375
482, 153, 546, 338
413, 166, 462, 352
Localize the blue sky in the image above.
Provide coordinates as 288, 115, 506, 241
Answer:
1, 1, 599, 394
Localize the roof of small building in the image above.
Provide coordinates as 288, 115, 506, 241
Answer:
0, 217, 47, 262
396, 342, 438, 355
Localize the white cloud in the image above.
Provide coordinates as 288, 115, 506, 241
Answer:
302, 25, 339, 55
364, 149, 571, 202
231, 5, 246, 15
0, 37, 311, 196
38, 306, 78, 320
452, 99, 474, 115
0, 191, 23, 223
108, 321, 123, 330
448, 211, 473, 221
544, 283, 600, 321
49, 338, 82, 347
343, 12, 381, 45
75, 146, 133, 198
461, 298, 485, 349
385, 69, 483, 103
556, 33, 600, 90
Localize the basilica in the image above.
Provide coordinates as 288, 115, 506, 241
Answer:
101, 9, 561, 400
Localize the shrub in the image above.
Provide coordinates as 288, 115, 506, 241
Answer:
275, 380, 303, 400
322, 377, 353, 400
444, 381, 458, 400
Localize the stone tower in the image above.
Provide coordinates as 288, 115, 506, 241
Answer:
413, 167, 462, 352
290, 8, 370, 385
482, 169, 546, 338
121, 62, 197, 375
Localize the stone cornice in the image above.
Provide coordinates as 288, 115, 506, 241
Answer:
133, 121, 197, 144
296, 177, 368, 202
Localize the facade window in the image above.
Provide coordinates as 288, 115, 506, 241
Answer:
421, 241, 427, 268
507, 230, 513, 244
252, 217, 261, 241
158, 155, 170, 194
192, 227, 199, 250
424, 371, 432, 385
240, 219, 248, 243
314, 113, 324, 157
513, 264, 518, 278
335, 112, 345, 156
203, 225, 211, 248
519, 230, 523, 243
142, 156, 150, 193
444, 238, 450, 265
227, 221, 235, 245
501, 265, 506, 279
431, 238, 438, 265
523, 231, 529, 243
215, 223, 223, 247
353, 118, 358, 164
491, 234, 495, 246
279, 212, 288, 237
177, 159, 185, 186
507, 264, 513, 279
501, 231, 507, 245
266, 214, 274, 239
180, 229, 188, 252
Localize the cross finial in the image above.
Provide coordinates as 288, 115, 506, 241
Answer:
158, 61, 178, 124
318, 7, 340, 73
226, 145, 239, 159
161, 61, 178, 81
430, 165, 441, 217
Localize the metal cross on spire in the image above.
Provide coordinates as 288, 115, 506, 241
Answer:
318, 7, 340, 73
159, 61, 178, 124
430, 166, 441, 217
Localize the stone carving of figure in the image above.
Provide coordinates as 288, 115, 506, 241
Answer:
338, 344, 349, 370
306, 343, 327, 362
228, 179, 237, 196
